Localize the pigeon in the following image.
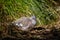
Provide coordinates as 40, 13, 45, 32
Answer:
12, 15, 36, 31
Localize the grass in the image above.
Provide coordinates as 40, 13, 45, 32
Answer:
0, 0, 59, 26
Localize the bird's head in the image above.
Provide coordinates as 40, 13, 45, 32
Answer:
30, 15, 36, 20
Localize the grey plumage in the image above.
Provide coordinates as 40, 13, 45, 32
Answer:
12, 16, 36, 31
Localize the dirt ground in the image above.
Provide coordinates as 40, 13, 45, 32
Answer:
0, 18, 60, 40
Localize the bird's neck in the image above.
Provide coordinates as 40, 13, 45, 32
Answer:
30, 18, 36, 25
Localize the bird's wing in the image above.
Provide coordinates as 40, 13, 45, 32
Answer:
20, 18, 31, 27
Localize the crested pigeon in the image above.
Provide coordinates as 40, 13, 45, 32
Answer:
12, 16, 36, 31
